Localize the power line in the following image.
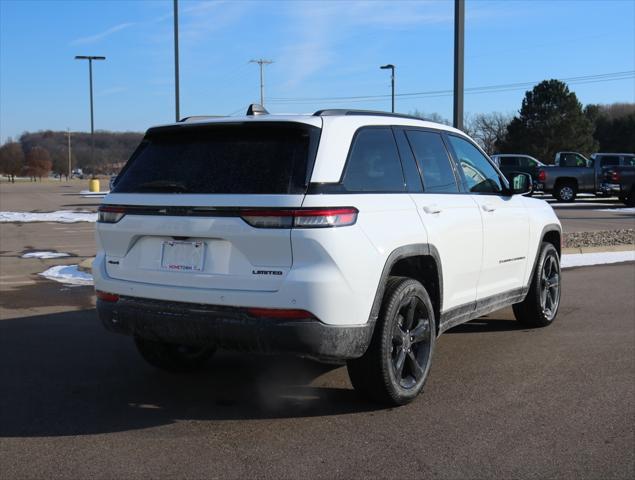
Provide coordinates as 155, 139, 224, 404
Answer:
267, 70, 634, 105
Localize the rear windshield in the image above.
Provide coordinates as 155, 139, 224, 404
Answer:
113, 123, 320, 194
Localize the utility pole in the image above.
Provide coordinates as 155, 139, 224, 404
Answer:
380, 64, 396, 113
174, 0, 180, 121
66, 128, 72, 181
453, 0, 465, 130
75, 55, 105, 167
249, 59, 274, 106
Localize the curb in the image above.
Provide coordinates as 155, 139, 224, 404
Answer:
562, 244, 634, 255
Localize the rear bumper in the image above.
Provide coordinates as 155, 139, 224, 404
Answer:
97, 296, 374, 362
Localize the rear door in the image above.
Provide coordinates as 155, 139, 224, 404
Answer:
398, 128, 483, 310
445, 134, 530, 299
99, 121, 320, 292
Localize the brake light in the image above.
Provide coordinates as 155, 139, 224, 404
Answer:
240, 207, 358, 229
96, 290, 120, 302
610, 171, 620, 182
246, 307, 316, 320
98, 205, 126, 223
537, 170, 546, 182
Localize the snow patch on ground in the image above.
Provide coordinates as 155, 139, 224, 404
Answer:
561, 250, 635, 268
21, 251, 71, 259
595, 207, 635, 213
39, 265, 94, 286
0, 210, 97, 223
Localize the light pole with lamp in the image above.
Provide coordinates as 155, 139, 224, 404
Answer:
380, 64, 395, 113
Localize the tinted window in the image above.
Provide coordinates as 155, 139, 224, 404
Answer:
518, 157, 535, 167
600, 156, 620, 166
447, 135, 504, 193
499, 157, 519, 167
114, 123, 318, 194
342, 128, 405, 192
394, 130, 424, 192
625, 156, 635, 166
560, 153, 587, 167
405, 130, 458, 193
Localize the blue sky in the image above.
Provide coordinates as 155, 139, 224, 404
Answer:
1, 0, 634, 142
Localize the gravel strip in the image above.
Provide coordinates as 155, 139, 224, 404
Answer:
563, 229, 634, 249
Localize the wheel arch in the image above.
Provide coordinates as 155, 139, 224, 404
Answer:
368, 244, 443, 336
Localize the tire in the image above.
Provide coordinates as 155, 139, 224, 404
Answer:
513, 242, 561, 328
347, 277, 436, 406
554, 182, 577, 202
134, 337, 216, 372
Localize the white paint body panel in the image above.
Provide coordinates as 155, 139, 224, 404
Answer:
94, 114, 561, 329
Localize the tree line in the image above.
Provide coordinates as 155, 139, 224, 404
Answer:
414, 80, 634, 163
0, 130, 143, 182
1, 80, 634, 182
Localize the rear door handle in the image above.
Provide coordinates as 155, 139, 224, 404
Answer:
481, 203, 496, 212
423, 204, 442, 214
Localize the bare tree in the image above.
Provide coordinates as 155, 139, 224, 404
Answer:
464, 112, 512, 155
24, 146, 52, 181
0, 142, 25, 183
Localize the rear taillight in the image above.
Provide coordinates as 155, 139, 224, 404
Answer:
537, 170, 546, 182
246, 307, 316, 320
98, 205, 126, 223
96, 290, 120, 302
240, 207, 358, 229
610, 171, 620, 182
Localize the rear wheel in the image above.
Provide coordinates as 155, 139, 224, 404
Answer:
513, 242, 561, 327
554, 182, 577, 202
134, 337, 215, 372
347, 277, 436, 406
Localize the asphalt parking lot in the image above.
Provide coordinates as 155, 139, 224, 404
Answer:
0, 181, 634, 479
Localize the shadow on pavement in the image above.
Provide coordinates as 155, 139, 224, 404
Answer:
446, 316, 527, 334
0, 309, 381, 438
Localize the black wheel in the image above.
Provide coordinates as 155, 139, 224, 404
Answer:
513, 242, 561, 327
134, 337, 215, 372
347, 277, 436, 406
554, 182, 577, 202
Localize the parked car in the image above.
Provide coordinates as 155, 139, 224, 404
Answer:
491, 154, 545, 192
536, 151, 635, 202
94, 106, 562, 406
601, 165, 635, 206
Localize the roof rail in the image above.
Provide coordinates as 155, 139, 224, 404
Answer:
247, 104, 269, 116
179, 115, 225, 123
313, 109, 427, 121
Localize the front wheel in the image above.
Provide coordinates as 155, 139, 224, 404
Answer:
347, 277, 436, 406
134, 337, 216, 372
513, 242, 561, 327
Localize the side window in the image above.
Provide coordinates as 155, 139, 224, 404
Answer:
625, 156, 635, 166
500, 157, 518, 167
600, 156, 620, 167
405, 130, 459, 193
342, 128, 405, 192
447, 135, 504, 194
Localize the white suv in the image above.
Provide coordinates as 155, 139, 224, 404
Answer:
95, 107, 562, 406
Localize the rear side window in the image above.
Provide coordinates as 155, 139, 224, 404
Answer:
600, 156, 620, 167
405, 130, 459, 193
499, 157, 519, 167
113, 123, 319, 194
342, 128, 405, 192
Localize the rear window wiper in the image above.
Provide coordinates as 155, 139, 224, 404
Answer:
135, 181, 190, 193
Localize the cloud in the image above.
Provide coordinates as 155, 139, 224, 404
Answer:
71, 22, 135, 46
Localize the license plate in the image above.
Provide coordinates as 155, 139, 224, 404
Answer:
161, 240, 205, 272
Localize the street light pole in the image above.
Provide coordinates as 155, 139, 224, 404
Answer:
380, 64, 395, 113
174, 0, 180, 121
453, 0, 465, 130
66, 128, 72, 181
75, 55, 105, 167
249, 59, 274, 106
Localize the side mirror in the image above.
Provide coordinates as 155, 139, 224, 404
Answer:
508, 172, 532, 195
